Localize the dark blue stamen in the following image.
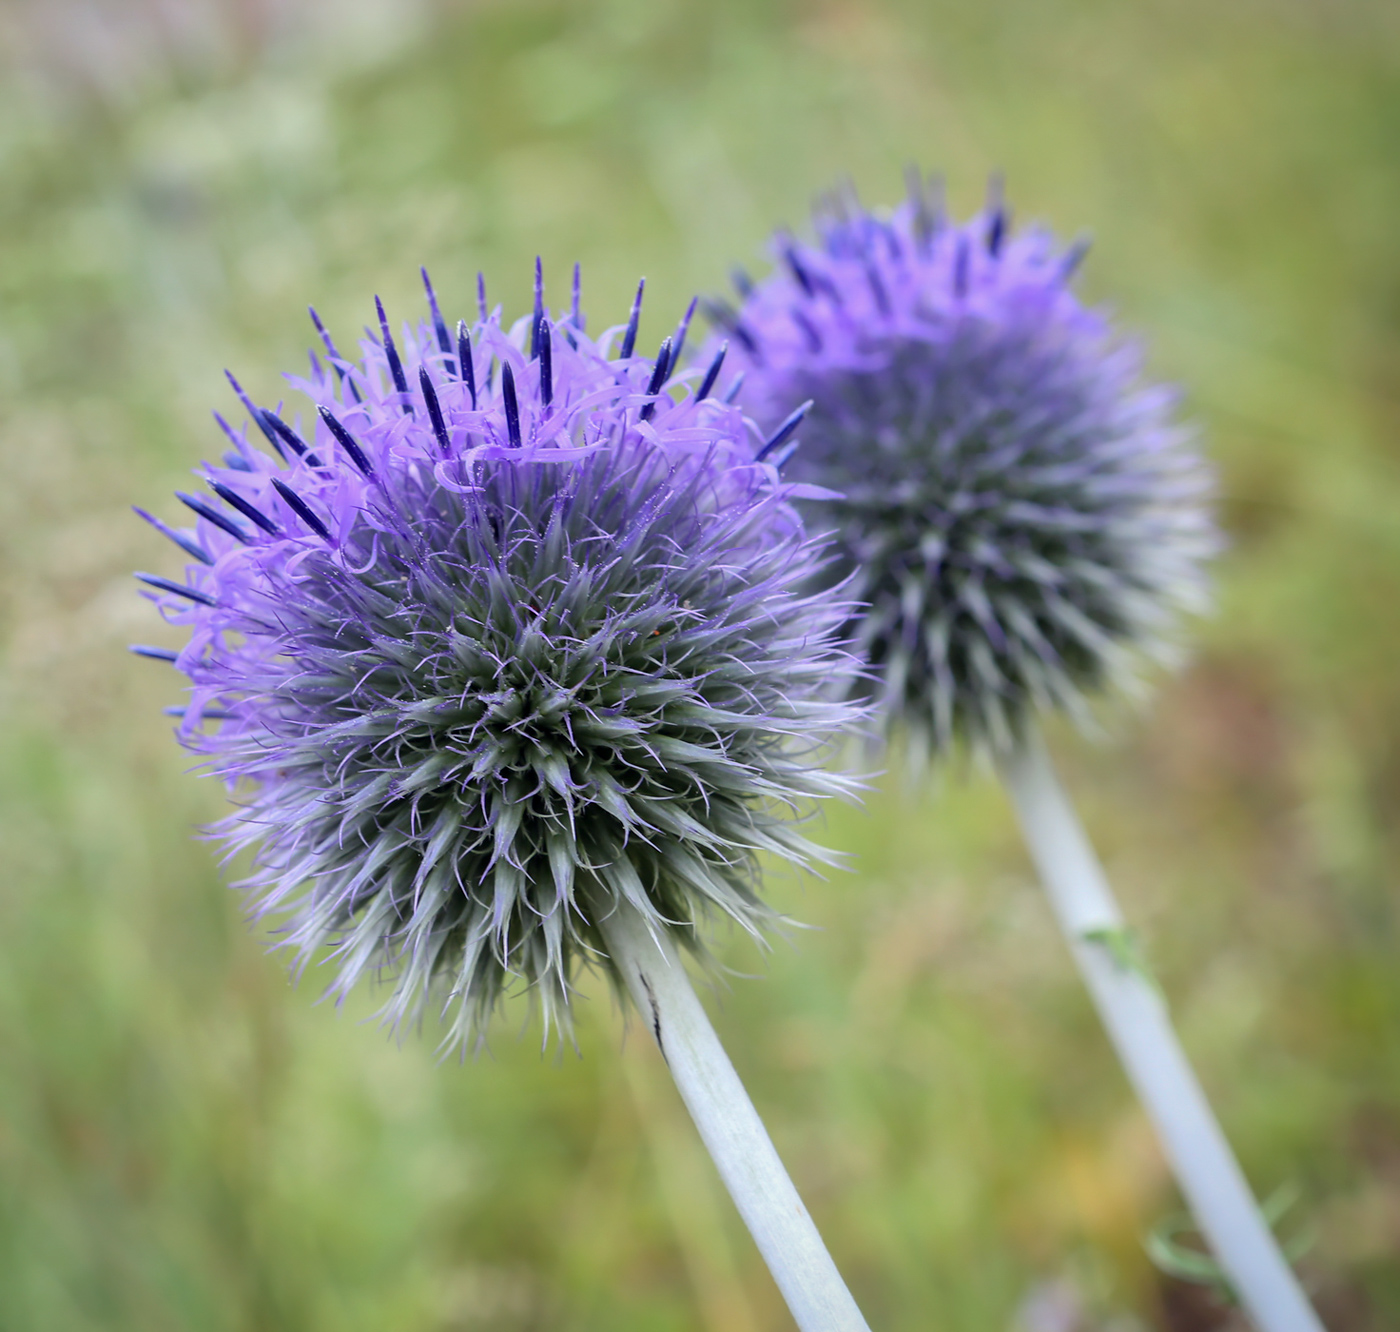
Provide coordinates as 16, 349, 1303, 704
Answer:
987, 206, 1007, 258
647, 337, 673, 393
225, 371, 282, 455
129, 644, 179, 662
984, 171, 1006, 246
814, 271, 845, 307
620, 278, 645, 359
502, 363, 522, 448
696, 342, 727, 401
702, 297, 731, 328
671, 297, 698, 367
539, 323, 553, 409
911, 197, 937, 254
705, 298, 761, 354
730, 266, 754, 298
163, 706, 234, 720
271, 479, 331, 539
570, 262, 582, 328
316, 406, 375, 479
882, 221, 904, 262
865, 260, 891, 316
375, 297, 412, 415
530, 257, 544, 359
792, 307, 823, 352
212, 410, 241, 446
721, 372, 746, 405
309, 307, 342, 363
730, 319, 760, 357
767, 440, 801, 470
212, 412, 255, 468
260, 410, 309, 458
476, 272, 488, 322
419, 367, 451, 452
133, 507, 213, 565
953, 237, 970, 299
756, 401, 811, 462
783, 246, 816, 298
639, 336, 673, 422
136, 572, 216, 606
421, 267, 452, 356
177, 491, 250, 543
209, 482, 279, 535
309, 308, 362, 402
456, 321, 477, 409
1059, 237, 1090, 281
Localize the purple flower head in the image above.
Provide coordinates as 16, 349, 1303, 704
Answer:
705, 174, 1218, 757
134, 265, 863, 1050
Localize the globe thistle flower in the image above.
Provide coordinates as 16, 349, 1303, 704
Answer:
705, 178, 1321, 1332
132, 264, 863, 1053
706, 175, 1217, 756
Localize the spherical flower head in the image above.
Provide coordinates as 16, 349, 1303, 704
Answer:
705, 176, 1218, 758
134, 267, 863, 1051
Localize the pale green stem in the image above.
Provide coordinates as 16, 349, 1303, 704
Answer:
599, 900, 872, 1332
998, 729, 1324, 1332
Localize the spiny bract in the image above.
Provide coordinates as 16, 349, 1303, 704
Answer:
706, 175, 1217, 757
133, 266, 862, 1050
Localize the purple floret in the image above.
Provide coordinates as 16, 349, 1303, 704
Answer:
706, 175, 1218, 757
134, 269, 864, 1050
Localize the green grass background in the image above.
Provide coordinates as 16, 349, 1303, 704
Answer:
1, 0, 1397, 1327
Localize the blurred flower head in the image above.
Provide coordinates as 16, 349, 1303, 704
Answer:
133, 266, 863, 1051
706, 174, 1217, 758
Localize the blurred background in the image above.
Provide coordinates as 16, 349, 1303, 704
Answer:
0, 0, 1397, 1328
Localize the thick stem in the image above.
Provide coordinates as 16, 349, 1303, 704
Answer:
599, 900, 872, 1332
998, 730, 1324, 1332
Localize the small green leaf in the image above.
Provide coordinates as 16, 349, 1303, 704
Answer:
1081, 925, 1158, 990
1145, 1184, 1316, 1305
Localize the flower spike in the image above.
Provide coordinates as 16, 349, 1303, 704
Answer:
136, 572, 216, 606
176, 491, 249, 544
419, 366, 451, 452
375, 296, 412, 414
639, 337, 673, 421
539, 322, 553, 409
619, 278, 644, 359
270, 478, 330, 539
133, 506, 212, 565
209, 481, 278, 535
501, 362, 522, 447
421, 267, 452, 356
755, 402, 810, 462
696, 342, 728, 401
456, 320, 477, 408
225, 371, 282, 454
530, 256, 544, 359
315, 405, 374, 479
